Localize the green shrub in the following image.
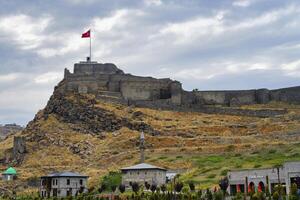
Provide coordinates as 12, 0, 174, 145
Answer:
273, 191, 279, 200
100, 171, 122, 192
213, 190, 224, 200
233, 192, 243, 200
220, 169, 228, 176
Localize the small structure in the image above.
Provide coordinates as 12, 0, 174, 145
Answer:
121, 132, 167, 188
39, 171, 88, 198
227, 161, 300, 195
2, 167, 17, 181
121, 163, 167, 187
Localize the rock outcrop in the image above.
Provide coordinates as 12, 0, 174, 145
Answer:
0, 124, 23, 140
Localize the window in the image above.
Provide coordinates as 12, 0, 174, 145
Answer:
67, 179, 70, 185
52, 179, 55, 185
56, 179, 58, 185
80, 179, 83, 185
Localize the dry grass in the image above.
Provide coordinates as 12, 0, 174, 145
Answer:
1, 97, 300, 191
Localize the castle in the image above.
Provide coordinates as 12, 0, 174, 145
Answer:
56, 59, 300, 109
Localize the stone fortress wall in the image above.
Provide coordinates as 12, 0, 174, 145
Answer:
57, 60, 300, 112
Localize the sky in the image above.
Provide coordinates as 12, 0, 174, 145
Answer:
1, 0, 300, 125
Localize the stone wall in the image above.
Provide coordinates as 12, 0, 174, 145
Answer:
193, 90, 257, 106
60, 61, 300, 108
13, 136, 26, 164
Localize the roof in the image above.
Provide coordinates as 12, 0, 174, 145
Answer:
2, 167, 17, 175
121, 163, 167, 171
41, 171, 88, 178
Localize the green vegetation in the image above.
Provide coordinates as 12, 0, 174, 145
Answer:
175, 143, 300, 188
99, 171, 122, 192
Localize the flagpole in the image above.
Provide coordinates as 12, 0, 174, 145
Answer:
89, 29, 92, 62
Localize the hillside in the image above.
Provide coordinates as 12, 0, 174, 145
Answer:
0, 124, 23, 140
0, 89, 300, 192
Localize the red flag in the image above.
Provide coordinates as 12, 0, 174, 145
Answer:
81, 30, 90, 38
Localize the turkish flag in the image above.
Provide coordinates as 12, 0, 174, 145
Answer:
81, 30, 90, 38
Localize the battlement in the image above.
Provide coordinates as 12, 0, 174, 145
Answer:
58, 60, 300, 109
73, 61, 124, 75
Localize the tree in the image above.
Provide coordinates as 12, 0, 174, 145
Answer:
98, 184, 106, 193
219, 177, 229, 194
289, 183, 298, 200
161, 184, 167, 193
205, 189, 213, 200
214, 190, 224, 200
111, 185, 117, 193
101, 171, 122, 192
118, 184, 125, 194
175, 182, 184, 193
150, 184, 157, 193
145, 182, 150, 190
131, 182, 140, 194
188, 182, 195, 192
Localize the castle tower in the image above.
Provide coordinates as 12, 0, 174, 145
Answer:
140, 132, 145, 163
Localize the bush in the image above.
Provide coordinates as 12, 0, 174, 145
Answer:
233, 192, 243, 200
150, 184, 157, 193
118, 184, 125, 193
175, 182, 184, 193
161, 184, 167, 193
131, 182, 140, 194
214, 190, 224, 200
273, 191, 279, 200
220, 169, 228, 176
100, 171, 122, 192
290, 183, 298, 196
188, 181, 195, 192
205, 189, 213, 200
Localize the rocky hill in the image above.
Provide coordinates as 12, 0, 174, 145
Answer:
0, 61, 300, 193
0, 87, 300, 192
0, 124, 23, 140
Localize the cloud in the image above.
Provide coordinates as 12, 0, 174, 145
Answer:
1, 0, 300, 125
34, 72, 63, 84
0, 73, 20, 82
232, 0, 252, 7
0, 14, 52, 50
144, 0, 162, 6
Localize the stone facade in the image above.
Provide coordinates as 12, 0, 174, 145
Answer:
59, 61, 181, 106
121, 163, 167, 188
13, 136, 26, 164
56, 60, 300, 109
227, 161, 300, 195
40, 172, 88, 198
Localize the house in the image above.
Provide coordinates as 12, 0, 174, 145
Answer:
2, 167, 17, 181
121, 163, 167, 187
227, 161, 300, 195
39, 171, 88, 198
121, 132, 168, 188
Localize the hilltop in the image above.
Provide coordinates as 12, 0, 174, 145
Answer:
0, 61, 300, 192
0, 124, 23, 140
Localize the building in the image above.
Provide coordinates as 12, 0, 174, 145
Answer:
2, 167, 17, 181
121, 163, 167, 187
55, 59, 300, 111
121, 132, 167, 187
40, 172, 88, 198
227, 161, 300, 195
